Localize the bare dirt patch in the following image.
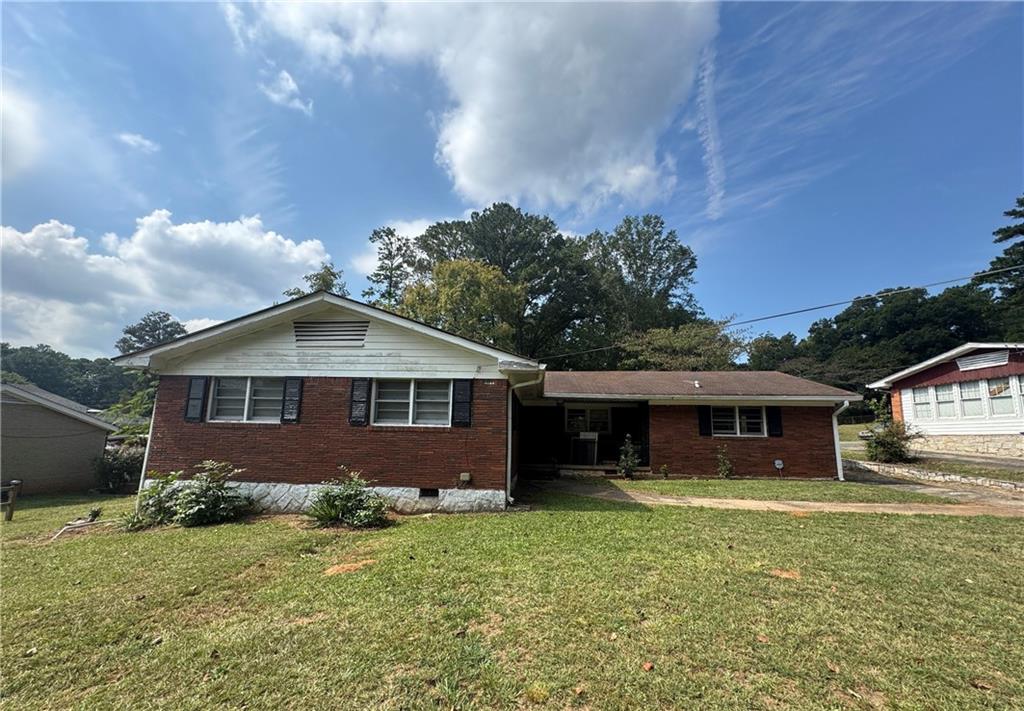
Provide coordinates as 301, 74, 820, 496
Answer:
768, 568, 802, 580
324, 559, 377, 575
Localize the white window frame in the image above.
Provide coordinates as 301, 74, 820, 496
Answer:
911, 386, 933, 420
371, 378, 453, 427
987, 376, 1015, 417
207, 376, 284, 424
564, 404, 612, 434
958, 380, 984, 419
711, 405, 767, 438
933, 383, 956, 419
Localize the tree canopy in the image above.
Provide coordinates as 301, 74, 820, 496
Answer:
115, 311, 188, 355
283, 261, 349, 299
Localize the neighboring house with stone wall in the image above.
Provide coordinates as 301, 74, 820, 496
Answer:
1, 383, 116, 494
868, 343, 1024, 459
114, 291, 860, 513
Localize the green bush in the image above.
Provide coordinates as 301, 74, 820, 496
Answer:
121, 462, 251, 531
617, 435, 641, 479
866, 420, 920, 463
93, 446, 145, 493
716, 445, 734, 479
307, 468, 390, 528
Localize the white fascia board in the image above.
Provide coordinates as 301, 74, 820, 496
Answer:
113, 292, 540, 370
1, 386, 118, 432
866, 342, 1024, 389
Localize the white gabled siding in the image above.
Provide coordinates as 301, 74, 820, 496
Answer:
159, 306, 504, 379
901, 376, 1024, 436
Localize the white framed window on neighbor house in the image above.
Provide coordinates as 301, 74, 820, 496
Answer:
987, 377, 1015, 416
208, 377, 285, 423
711, 406, 766, 437
565, 405, 611, 433
911, 387, 933, 420
934, 384, 956, 419
372, 379, 452, 426
958, 380, 984, 417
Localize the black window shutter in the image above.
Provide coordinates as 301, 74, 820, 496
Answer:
184, 377, 208, 422
349, 378, 371, 426
281, 378, 303, 424
452, 379, 473, 427
697, 405, 712, 436
766, 406, 783, 437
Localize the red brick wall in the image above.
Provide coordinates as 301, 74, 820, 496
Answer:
649, 405, 838, 478
147, 376, 508, 490
894, 350, 1024, 390
891, 389, 904, 423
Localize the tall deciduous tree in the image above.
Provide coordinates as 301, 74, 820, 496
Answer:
619, 321, 747, 371
363, 227, 415, 308
399, 260, 522, 351
115, 311, 188, 355
975, 194, 1024, 338
283, 261, 348, 299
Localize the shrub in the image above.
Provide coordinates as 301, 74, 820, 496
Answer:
93, 446, 145, 493
716, 445, 734, 479
121, 461, 251, 531
617, 435, 641, 479
171, 461, 252, 527
308, 468, 390, 528
866, 420, 920, 463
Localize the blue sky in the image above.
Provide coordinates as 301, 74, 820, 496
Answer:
2, 2, 1021, 357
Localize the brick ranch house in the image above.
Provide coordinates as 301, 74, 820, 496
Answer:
114, 291, 860, 513
868, 343, 1024, 459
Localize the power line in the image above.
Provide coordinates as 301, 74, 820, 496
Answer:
539, 263, 1024, 361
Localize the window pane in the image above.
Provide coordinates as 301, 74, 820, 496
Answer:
587, 409, 610, 433
248, 378, 284, 421
934, 384, 954, 401
711, 407, 736, 435
413, 380, 450, 424
211, 377, 247, 420
961, 398, 983, 417
913, 403, 932, 419
374, 380, 411, 423
959, 381, 980, 399
738, 407, 763, 435
937, 401, 956, 418
566, 409, 586, 433
912, 387, 930, 404
988, 378, 1010, 398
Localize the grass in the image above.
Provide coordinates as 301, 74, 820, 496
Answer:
843, 449, 1024, 484
601, 477, 957, 504
838, 422, 870, 442
3, 493, 1023, 709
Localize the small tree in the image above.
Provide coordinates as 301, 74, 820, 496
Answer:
362, 227, 415, 307
865, 396, 920, 463
617, 434, 641, 479
284, 261, 348, 298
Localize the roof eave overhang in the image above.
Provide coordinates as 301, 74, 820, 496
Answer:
866, 342, 1024, 390
1, 386, 118, 432
543, 392, 861, 404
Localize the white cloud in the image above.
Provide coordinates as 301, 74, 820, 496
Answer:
695, 47, 725, 221
226, 3, 719, 210
116, 132, 161, 154
182, 317, 224, 333
349, 248, 378, 277
1, 211, 329, 356
258, 69, 313, 116
2, 87, 43, 180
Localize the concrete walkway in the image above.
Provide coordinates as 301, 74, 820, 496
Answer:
538, 479, 1024, 518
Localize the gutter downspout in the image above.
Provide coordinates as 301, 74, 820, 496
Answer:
506, 371, 545, 506
135, 377, 159, 509
832, 400, 850, 482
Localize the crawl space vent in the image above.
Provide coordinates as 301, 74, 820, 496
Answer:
293, 320, 369, 348
955, 350, 1008, 372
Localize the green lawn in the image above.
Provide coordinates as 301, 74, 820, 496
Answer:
602, 477, 957, 504
3, 493, 1022, 709
843, 449, 1024, 484
838, 423, 870, 442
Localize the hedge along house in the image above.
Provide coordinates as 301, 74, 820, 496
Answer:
114, 291, 860, 513
868, 343, 1024, 459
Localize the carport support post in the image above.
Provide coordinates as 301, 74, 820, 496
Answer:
832, 400, 850, 482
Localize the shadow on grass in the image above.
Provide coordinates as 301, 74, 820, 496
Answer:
8, 492, 135, 513
515, 483, 652, 513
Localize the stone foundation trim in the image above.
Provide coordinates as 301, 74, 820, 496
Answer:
912, 434, 1024, 460
141, 479, 507, 514
844, 459, 1024, 493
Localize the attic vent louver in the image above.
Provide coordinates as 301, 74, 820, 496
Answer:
293, 320, 369, 348
955, 350, 1009, 372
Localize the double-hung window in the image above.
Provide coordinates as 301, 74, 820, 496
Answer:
934, 384, 956, 419
988, 377, 1014, 416
959, 380, 983, 417
711, 406, 765, 437
565, 406, 611, 433
209, 377, 285, 422
911, 387, 932, 419
372, 379, 452, 426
